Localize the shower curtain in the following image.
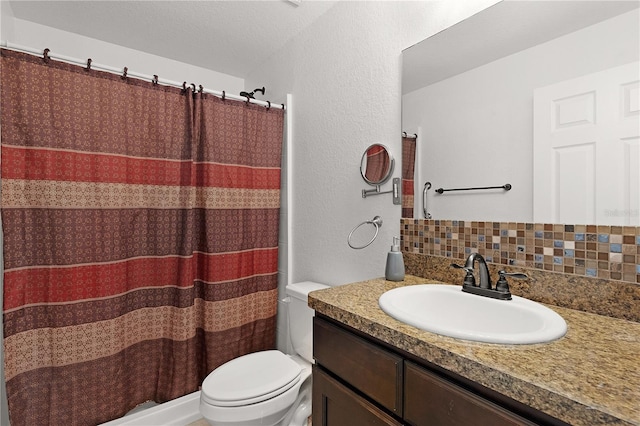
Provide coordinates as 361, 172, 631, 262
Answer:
1, 49, 284, 425
402, 135, 416, 218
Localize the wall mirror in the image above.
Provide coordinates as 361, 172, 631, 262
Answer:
402, 1, 639, 225
361, 143, 394, 185
360, 144, 401, 204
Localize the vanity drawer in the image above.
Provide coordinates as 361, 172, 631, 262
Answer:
404, 361, 536, 426
313, 317, 403, 415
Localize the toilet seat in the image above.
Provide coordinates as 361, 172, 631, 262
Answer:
201, 350, 302, 407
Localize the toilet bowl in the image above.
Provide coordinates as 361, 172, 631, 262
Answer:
199, 281, 328, 426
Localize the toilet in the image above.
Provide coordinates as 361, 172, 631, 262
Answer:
199, 281, 329, 426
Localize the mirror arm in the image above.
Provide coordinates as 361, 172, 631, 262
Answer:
362, 185, 387, 197
362, 178, 402, 205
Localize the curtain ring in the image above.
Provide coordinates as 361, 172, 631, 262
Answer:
190, 83, 196, 93
198, 85, 204, 93
222, 90, 226, 101
182, 82, 187, 94
266, 101, 271, 110
85, 58, 92, 71
152, 75, 159, 85
43, 48, 50, 63
121, 67, 128, 80
244, 95, 251, 105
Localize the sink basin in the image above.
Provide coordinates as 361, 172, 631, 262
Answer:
378, 284, 567, 344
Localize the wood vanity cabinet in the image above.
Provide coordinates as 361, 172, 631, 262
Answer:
313, 366, 403, 426
312, 315, 551, 426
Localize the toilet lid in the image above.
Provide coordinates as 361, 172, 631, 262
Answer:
201, 350, 302, 407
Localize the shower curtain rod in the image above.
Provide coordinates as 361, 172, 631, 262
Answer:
0, 41, 285, 110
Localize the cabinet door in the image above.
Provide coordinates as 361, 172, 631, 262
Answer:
313, 365, 403, 426
313, 317, 403, 415
404, 362, 536, 426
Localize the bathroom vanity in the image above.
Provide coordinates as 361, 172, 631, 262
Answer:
309, 276, 640, 426
313, 316, 541, 425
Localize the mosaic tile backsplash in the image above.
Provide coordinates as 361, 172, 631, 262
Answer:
401, 219, 640, 285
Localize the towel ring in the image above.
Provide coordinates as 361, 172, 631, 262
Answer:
348, 216, 383, 249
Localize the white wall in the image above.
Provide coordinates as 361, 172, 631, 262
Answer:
246, 0, 497, 293
3, 18, 245, 94
244, 0, 497, 351
243, 0, 501, 362
403, 9, 640, 222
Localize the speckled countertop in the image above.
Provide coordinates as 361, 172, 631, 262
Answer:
308, 276, 640, 426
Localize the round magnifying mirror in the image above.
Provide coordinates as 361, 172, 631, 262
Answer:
360, 144, 394, 185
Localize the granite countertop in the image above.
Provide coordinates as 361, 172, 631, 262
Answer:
308, 275, 640, 426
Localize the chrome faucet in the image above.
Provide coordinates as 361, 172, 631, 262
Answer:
451, 253, 528, 300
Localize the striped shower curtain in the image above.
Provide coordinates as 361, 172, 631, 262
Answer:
402, 135, 416, 218
1, 49, 283, 425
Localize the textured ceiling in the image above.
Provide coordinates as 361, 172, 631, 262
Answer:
8, 0, 337, 78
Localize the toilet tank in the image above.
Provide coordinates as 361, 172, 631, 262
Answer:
285, 281, 329, 363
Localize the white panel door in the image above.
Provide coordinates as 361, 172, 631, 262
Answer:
533, 61, 640, 225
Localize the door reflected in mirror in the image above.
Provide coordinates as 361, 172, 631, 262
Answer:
402, 1, 639, 225
361, 144, 394, 185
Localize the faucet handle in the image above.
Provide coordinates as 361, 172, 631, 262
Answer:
450, 263, 472, 272
450, 263, 476, 287
495, 270, 528, 292
498, 271, 528, 279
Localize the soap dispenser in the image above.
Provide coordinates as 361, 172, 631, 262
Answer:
385, 236, 405, 281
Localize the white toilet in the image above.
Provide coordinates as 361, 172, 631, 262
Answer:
199, 281, 329, 426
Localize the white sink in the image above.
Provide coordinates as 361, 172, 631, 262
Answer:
378, 284, 567, 344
